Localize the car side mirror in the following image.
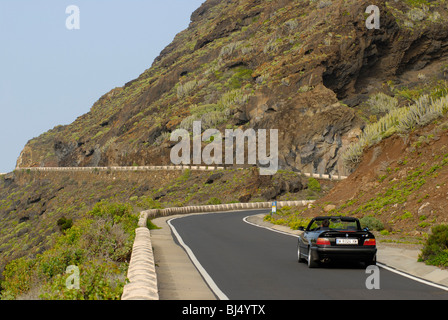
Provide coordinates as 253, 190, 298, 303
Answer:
363, 227, 369, 231
298, 227, 305, 231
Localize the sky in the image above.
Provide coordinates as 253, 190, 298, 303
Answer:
0, 0, 205, 173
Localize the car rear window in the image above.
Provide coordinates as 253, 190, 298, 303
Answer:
308, 218, 360, 231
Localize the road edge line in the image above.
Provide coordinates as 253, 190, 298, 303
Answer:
167, 217, 230, 301
376, 262, 448, 292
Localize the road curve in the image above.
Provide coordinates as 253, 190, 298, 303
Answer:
169, 210, 448, 300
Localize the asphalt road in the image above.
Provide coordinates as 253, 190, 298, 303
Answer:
169, 210, 448, 300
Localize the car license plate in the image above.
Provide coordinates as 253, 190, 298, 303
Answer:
336, 238, 358, 245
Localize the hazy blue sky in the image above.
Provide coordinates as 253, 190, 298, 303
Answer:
0, 0, 205, 173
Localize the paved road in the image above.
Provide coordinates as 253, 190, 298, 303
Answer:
169, 210, 448, 300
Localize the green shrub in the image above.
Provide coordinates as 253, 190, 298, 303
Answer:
201, 111, 228, 130
57, 217, 73, 232
218, 88, 250, 110
228, 67, 253, 89
147, 220, 161, 230
407, 8, 426, 21
419, 224, 448, 267
0, 201, 138, 300
288, 218, 311, 230
400, 211, 413, 220
90, 200, 132, 219
366, 92, 398, 114
359, 216, 384, 231
207, 197, 222, 205
307, 178, 321, 192
0, 257, 35, 299
277, 206, 291, 215
136, 196, 163, 210
178, 169, 191, 182
264, 213, 311, 231
177, 80, 198, 98
39, 260, 126, 300
90, 200, 137, 234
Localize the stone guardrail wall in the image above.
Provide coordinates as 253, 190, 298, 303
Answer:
121, 225, 159, 300
302, 172, 347, 181
121, 200, 315, 300
17, 165, 223, 172
16, 166, 348, 181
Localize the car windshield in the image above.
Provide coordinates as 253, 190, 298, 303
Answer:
307, 218, 359, 231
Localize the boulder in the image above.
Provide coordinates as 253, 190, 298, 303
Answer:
205, 172, 224, 184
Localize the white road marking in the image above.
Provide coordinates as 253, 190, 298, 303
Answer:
167, 217, 229, 300
376, 262, 448, 292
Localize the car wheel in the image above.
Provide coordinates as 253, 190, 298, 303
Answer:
307, 247, 318, 268
297, 242, 305, 263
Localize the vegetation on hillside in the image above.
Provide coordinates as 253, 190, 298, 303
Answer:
0, 201, 137, 300
419, 225, 448, 267
342, 80, 448, 168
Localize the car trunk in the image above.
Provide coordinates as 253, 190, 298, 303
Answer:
319, 230, 370, 247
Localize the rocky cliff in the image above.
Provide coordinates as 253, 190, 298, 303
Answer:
16, 0, 448, 175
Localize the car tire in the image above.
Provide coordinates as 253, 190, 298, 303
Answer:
297, 242, 306, 263
307, 247, 318, 268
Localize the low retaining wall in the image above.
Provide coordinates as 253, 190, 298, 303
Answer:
302, 172, 347, 181
16, 167, 347, 181
121, 200, 315, 300
17, 165, 224, 172
121, 226, 159, 300
142, 200, 315, 219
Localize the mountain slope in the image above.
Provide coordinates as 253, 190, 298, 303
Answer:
16, 0, 448, 177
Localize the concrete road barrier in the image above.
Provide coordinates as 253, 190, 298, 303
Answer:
15, 166, 347, 182
122, 200, 315, 300
121, 227, 159, 300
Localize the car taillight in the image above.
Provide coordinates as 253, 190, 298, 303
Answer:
316, 238, 331, 245
364, 238, 376, 246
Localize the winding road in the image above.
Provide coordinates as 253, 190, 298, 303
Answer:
168, 210, 448, 300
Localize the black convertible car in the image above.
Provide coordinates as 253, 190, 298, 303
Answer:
297, 216, 377, 268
